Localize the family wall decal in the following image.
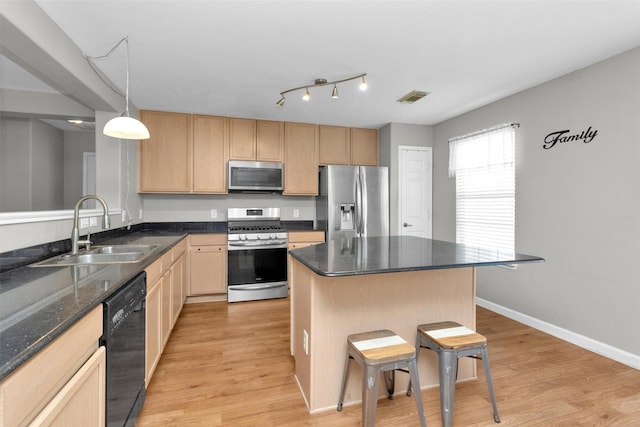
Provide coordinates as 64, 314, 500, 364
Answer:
543, 126, 598, 149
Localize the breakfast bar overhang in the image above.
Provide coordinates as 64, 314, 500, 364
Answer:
288, 236, 544, 413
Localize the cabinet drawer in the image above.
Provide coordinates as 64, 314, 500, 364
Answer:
189, 234, 226, 246
171, 237, 187, 260
145, 257, 163, 284
288, 231, 325, 244
0, 305, 102, 427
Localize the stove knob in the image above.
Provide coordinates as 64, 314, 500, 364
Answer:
256, 235, 262, 240
270, 234, 276, 239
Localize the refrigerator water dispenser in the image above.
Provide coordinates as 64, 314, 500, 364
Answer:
339, 203, 355, 230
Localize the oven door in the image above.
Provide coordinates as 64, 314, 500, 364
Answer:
227, 246, 288, 302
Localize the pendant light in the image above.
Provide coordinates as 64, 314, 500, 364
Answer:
95, 36, 150, 140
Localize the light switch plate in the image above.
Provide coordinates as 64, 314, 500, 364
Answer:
293, 209, 300, 218
211, 209, 217, 219
79, 218, 90, 229
89, 217, 97, 227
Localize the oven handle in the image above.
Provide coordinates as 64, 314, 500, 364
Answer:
228, 241, 288, 250
228, 283, 287, 291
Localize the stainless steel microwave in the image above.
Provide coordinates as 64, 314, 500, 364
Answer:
228, 160, 284, 192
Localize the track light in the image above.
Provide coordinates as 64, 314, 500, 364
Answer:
276, 73, 366, 106
331, 84, 339, 99
359, 76, 368, 92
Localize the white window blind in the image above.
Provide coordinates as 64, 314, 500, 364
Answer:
449, 123, 516, 253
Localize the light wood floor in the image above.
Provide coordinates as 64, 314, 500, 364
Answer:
137, 298, 640, 426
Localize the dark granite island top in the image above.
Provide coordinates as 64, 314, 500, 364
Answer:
288, 235, 544, 276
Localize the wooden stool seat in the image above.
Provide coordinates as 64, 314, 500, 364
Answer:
410, 321, 500, 427
338, 329, 426, 427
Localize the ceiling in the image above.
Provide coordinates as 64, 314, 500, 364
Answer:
10, 1, 640, 129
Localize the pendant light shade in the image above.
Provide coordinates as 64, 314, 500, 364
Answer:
87, 36, 150, 140
104, 115, 150, 139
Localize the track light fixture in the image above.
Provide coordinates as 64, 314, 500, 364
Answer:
276, 73, 367, 106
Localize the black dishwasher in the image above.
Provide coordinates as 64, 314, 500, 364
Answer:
101, 272, 146, 427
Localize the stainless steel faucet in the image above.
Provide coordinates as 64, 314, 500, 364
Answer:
71, 195, 111, 255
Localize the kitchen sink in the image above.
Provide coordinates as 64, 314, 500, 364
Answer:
30, 244, 158, 267
88, 244, 158, 254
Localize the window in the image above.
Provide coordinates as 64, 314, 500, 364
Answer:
448, 123, 516, 253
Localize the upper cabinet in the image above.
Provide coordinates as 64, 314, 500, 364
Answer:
193, 115, 229, 193
139, 111, 228, 194
229, 118, 284, 162
350, 128, 379, 166
319, 125, 350, 165
284, 122, 318, 195
138, 110, 192, 192
318, 125, 379, 166
138, 110, 374, 195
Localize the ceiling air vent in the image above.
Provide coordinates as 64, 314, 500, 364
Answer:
396, 90, 430, 104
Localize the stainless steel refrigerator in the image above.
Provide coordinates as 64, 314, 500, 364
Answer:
316, 165, 389, 241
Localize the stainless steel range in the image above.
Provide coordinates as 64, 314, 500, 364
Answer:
227, 208, 288, 302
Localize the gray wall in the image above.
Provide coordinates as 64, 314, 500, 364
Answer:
433, 46, 640, 357
63, 130, 95, 209
0, 117, 64, 211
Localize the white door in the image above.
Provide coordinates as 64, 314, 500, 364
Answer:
398, 146, 432, 238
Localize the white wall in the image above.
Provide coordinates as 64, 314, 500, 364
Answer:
433, 47, 640, 358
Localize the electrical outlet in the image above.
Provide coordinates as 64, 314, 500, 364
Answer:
79, 218, 89, 229
138, 209, 143, 220
121, 211, 127, 222
89, 217, 97, 227
303, 330, 309, 355
211, 209, 218, 219
293, 209, 300, 218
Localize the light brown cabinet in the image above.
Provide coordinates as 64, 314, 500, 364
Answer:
193, 114, 228, 193
139, 111, 228, 194
188, 234, 227, 296
288, 231, 325, 251
284, 122, 319, 195
0, 305, 104, 427
144, 237, 187, 386
138, 110, 192, 192
319, 125, 350, 165
350, 127, 379, 166
318, 126, 379, 166
229, 118, 284, 162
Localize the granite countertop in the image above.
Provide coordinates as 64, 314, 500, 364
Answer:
0, 229, 188, 381
288, 236, 544, 277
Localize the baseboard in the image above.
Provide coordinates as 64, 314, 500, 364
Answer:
476, 297, 640, 370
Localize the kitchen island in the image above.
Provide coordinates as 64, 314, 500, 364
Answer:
288, 236, 543, 413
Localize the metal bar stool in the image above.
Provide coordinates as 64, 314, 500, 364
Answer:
337, 329, 427, 427
409, 321, 500, 427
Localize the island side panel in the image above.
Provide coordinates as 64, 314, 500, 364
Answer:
301, 266, 477, 413
291, 258, 313, 408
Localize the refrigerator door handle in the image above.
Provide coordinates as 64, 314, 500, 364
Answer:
357, 168, 365, 235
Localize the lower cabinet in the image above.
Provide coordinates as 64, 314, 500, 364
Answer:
188, 234, 227, 296
145, 237, 187, 387
0, 305, 104, 427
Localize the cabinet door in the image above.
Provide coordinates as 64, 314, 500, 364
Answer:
189, 246, 227, 295
29, 346, 105, 427
145, 279, 162, 387
193, 115, 228, 193
171, 254, 185, 326
284, 122, 318, 195
350, 127, 379, 166
229, 118, 257, 160
161, 270, 172, 347
256, 120, 284, 162
319, 125, 350, 165
138, 111, 192, 192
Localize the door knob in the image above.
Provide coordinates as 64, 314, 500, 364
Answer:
403, 223, 412, 227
